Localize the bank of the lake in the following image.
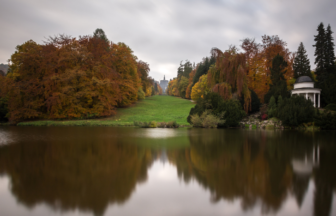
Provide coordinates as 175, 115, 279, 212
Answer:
17, 95, 195, 127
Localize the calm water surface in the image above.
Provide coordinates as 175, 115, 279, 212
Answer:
0, 127, 335, 216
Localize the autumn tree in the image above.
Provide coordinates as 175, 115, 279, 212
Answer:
191, 74, 209, 101
185, 68, 196, 99
208, 46, 251, 112
293, 42, 311, 79
112, 42, 140, 106
4, 30, 150, 123
241, 36, 294, 102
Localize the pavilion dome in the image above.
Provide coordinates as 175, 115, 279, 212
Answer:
295, 76, 313, 84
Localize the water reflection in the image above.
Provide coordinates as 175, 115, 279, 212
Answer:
0, 127, 335, 216
0, 127, 157, 216
168, 129, 336, 215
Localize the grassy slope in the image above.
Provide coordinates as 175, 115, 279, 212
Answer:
18, 95, 195, 126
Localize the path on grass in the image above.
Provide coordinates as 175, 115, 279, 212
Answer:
107, 95, 195, 125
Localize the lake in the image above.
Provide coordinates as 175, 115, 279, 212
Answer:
0, 127, 335, 216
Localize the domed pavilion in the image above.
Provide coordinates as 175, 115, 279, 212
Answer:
291, 76, 321, 108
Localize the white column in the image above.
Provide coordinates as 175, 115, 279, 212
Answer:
318, 94, 320, 108
314, 93, 316, 107
306, 93, 308, 100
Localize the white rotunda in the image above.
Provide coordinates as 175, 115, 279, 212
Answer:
291, 76, 321, 108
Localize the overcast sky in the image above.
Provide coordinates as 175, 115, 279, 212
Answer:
1, 0, 335, 81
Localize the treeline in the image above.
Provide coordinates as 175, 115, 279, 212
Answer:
168, 22, 336, 110
168, 23, 336, 128
0, 29, 162, 123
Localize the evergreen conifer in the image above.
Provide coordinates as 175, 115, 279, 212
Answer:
264, 54, 290, 103
267, 96, 277, 118
278, 95, 283, 107
313, 23, 336, 106
192, 56, 216, 86
93, 28, 109, 44
325, 24, 336, 73
293, 42, 311, 78
313, 23, 326, 82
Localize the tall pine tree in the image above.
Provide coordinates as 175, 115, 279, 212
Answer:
293, 42, 311, 79
313, 23, 326, 82
313, 23, 336, 106
325, 24, 336, 73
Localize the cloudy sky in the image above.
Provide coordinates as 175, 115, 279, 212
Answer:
1, 0, 335, 81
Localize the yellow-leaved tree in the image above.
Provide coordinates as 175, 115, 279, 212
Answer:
191, 74, 208, 101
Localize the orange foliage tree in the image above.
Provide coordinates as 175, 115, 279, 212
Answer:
208, 47, 251, 112
4, 30, 151, 123
241, 35, 294, 103
185, 68, 196, 99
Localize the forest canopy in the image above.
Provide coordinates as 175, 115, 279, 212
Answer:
0, 29, 161, 123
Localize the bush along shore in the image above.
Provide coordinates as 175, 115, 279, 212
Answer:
240, 113, 284, 130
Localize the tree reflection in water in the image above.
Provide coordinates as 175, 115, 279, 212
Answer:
168, 129, 336, 216
0, 128, 156, 216
0, 127, 335, 216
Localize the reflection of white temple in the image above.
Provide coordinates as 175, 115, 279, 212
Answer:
159, 148, 167, 164
291, 145, 320, 207
291, 76, 321, 108
292, 145, 320, 175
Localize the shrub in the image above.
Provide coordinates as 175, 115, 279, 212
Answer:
325, 103, 336, 111
202, 114, 221, 128
187, 92, 245, 127
314, 110, 336, 130
190, 114, 202, 127
157, 122, 166, 128
166, 121, 179, 128
260, 104, 267, 117
149, 121, 157, 128
137, 87, 146, 100
277, 95, 315, 126
267, 96, 277, 118
190, 110, 225, 128
261, 114, 268, 120
133, 121, 156, 128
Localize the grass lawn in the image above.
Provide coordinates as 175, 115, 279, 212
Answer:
18, 95, 195, 126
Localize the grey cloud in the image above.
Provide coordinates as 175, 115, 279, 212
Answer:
1, 0, 336, 81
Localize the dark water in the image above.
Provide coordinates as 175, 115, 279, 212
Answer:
0, 127, 336, 216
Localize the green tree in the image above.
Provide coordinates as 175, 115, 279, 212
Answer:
313, 23, 326, 82
264, 54, 290, 103
313, 23, 336, 106
187, 92, 245, 127
178, 76, 189, 98
325, 24, 336, 73
93, 28, 109, 44
278, 96, 315, 126
192, 56, 216, 86
267, 96, 277, 118
183, 60, 193, 78
278, 95, 283, 107
293, 42, 311, 78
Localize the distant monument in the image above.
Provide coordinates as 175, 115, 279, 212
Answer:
159, 75, 168, 94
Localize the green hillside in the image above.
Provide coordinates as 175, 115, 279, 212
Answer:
18, 95, 195, 126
